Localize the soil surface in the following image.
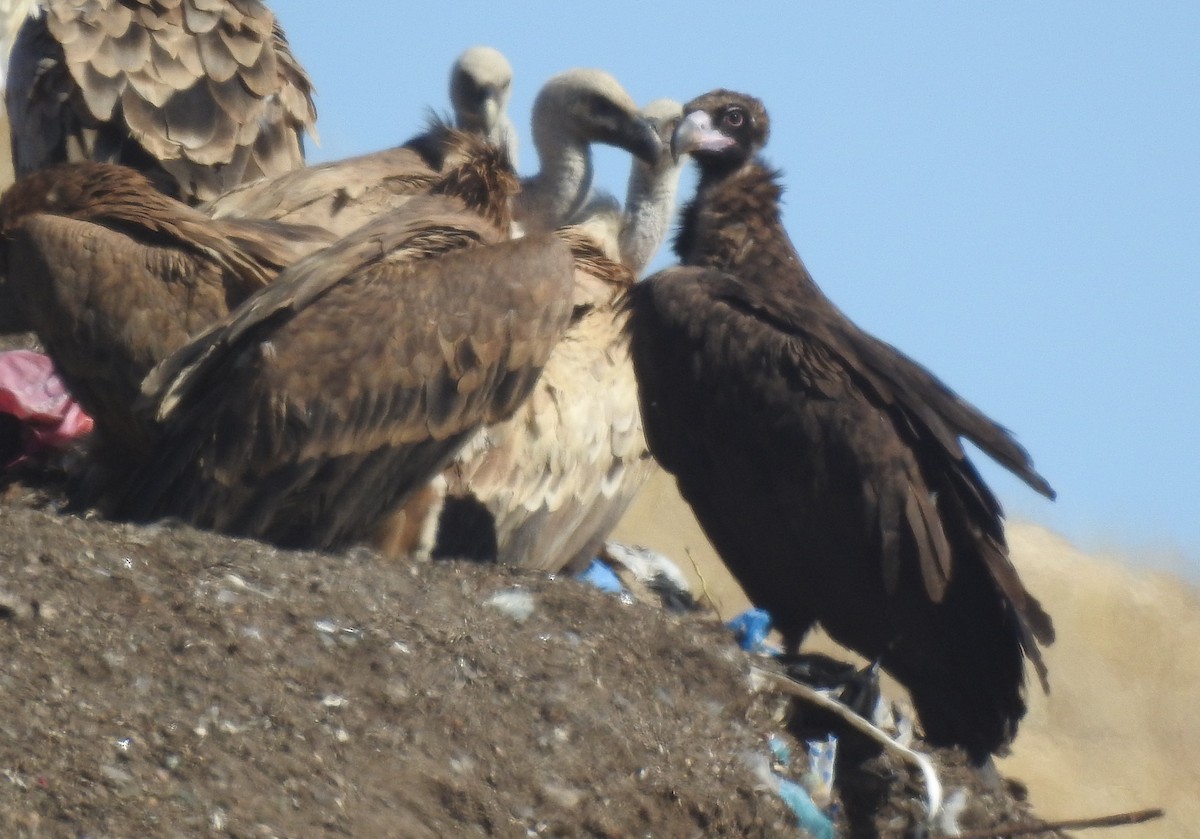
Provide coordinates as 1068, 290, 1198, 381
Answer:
0, 479, 1057, 839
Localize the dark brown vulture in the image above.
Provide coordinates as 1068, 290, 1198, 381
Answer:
206, 66, 661, 242
6, 0, 316, 204
115, 133, 578, 552
625, 90, 1056, 762
379, 94, 680, 573
0, 161, 333, 474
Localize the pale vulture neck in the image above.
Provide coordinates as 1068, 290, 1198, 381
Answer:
491, 113, 520, 170
619, 159, 684, 276
518, 123, 594, 235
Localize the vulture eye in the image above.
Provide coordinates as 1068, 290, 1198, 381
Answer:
723, 108, 746, 128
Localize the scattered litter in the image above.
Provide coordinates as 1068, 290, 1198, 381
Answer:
777, 776, 835, 839
766, 734, 791, 765
485, 589, 536, 623
313, 619, 363, 639
726, 608, 780, 655
221, 573, 275, 599
577, 558, 625, 594
0, 350, 93, 467
599, 542, 698, 612
751, 665, 945, 825
745, 753, 834, 839
320, 694, 348, 709
803, 735, 837, 809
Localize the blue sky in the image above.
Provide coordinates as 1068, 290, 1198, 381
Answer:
271, 2, 1200, 573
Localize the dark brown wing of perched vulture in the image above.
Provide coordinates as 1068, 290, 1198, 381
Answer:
117, 191, 576, 552
6, 0, 316, 204
626, 90, 1055, 762
0, 161, 333, 463
396, 228, 652, 572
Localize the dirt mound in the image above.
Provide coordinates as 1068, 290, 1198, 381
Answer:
0, 479, 1067, 837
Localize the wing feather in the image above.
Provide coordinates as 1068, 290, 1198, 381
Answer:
423, 230, 652, 571
0, 162, 332, 457
119, 219, 576, 551
7, 0, 316, 204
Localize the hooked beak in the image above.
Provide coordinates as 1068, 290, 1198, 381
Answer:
670, 111, 735, 161
620, 115, 664, 166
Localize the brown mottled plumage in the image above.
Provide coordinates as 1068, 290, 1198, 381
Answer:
0, 161, 333, 463
203, 140, 449, 238
6, 0, 316, 205
626, 90, 1055, 762
116, 145, 578, 553
422, 228, 652, 572
376, 78, 667, 572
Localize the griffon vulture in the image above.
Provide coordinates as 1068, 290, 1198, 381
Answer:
625, 90, 1056, 762
6, 0, 316, 204
115, 131, 578, 552
206, 65, 661, 242
570, 98, 686, 275
514, 69, 661, 236
0, 161, 333, 473
387, 99, 683, 573
449, 46, 518, 167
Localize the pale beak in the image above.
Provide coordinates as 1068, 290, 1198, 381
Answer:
670, 111, 735, 161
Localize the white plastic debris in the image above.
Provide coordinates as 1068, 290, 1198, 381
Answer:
484, 589, 536, 623
935, 787, 969, 837
803, 735, 837, 809
602, 542, 689, 590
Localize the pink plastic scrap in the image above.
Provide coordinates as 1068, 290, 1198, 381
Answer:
0, 350, 94, 466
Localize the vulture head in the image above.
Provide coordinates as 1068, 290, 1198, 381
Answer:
672, 90, 769, 175
617, 98, 687, 274
532, 68, 663, 166
519, 68, 662, 233
637, 98, 685, 172
449, 46, 518, 163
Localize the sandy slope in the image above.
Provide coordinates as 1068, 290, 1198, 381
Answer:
615, 471, 1197, 838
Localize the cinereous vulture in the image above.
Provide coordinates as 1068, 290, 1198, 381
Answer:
625, 89, 1056, 762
